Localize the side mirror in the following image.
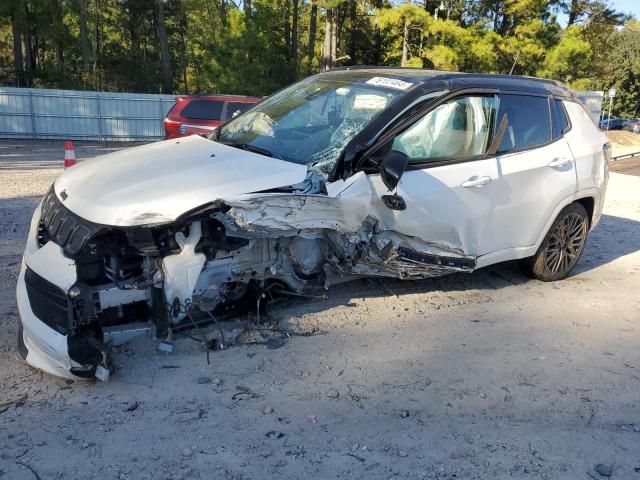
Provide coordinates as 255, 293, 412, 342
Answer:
381, 150, 409, 191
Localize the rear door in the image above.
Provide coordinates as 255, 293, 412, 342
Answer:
487, 94, 577, 251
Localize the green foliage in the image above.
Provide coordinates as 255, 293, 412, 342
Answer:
599, 21, 640, 116
539, 25, 591, 84
0, 0, 637, 113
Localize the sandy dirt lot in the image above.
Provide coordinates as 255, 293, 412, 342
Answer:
1, 139, 639, 480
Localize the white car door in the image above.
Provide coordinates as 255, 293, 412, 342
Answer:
369, 93, 577, 261
369, 94, 505, 259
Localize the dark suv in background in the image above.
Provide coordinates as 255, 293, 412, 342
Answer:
163, 94, 261, 139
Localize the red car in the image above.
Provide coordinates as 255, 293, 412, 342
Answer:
163, 95, 261, 139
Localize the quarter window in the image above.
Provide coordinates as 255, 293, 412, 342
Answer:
551, 98, 570, 139
392, 95, 498, 163
496, 94, 551, 154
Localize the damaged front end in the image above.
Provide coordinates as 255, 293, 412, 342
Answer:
19, 173, 474, 380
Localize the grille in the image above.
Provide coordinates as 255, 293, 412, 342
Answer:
40, 186, 104, 256
24, 267, 70, 335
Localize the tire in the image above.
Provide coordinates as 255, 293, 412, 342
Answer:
519, 203, 589, 282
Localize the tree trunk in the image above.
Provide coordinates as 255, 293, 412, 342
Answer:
291, 0, 299, 74
284, 1, 291, 60
22, 0, 33, 79
51, 1, 65, 70
567, 0, 580, 26
155, 0, 172, 93
329, 9, 337, 69
373, 0, 383, 65
401, 16, 409, 66
348, 0, 356, 64
79, 0, 89, 71
244, 0, 251, 16
321, 8, 332, 71
11, 7, 23, 85
180, 7, 188, 93
94, 0, 101, 90
308, 4, 317, 60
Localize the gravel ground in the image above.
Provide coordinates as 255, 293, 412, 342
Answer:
1, 139, 639, 480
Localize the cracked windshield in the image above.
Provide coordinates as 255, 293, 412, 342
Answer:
216, 76, 402, 174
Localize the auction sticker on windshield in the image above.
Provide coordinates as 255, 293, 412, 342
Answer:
365, 76, 414, 91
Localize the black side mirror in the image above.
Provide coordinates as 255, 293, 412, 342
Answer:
381, 150, 409, 191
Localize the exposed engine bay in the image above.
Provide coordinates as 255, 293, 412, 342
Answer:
32, 171, 474, 379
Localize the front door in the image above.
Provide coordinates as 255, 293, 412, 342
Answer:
369, 94, 504, 259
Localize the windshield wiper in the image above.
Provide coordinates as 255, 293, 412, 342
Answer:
219, 141, 274, 158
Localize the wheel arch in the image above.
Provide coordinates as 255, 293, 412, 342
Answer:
574, 196, 595, 227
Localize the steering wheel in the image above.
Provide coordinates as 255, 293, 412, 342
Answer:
275, 128, 320, 159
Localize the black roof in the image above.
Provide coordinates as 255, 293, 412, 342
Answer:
320, 66, 576, 100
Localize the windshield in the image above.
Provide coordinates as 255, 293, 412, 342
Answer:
216, 76, 403, 175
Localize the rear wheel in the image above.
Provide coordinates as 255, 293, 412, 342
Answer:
520, 203, 589, 281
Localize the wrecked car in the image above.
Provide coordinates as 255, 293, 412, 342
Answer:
16, 68, 610, 380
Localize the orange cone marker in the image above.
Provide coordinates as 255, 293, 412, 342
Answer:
64, 140, 77, 169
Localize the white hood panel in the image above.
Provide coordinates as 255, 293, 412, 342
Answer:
54, 135, 308, 226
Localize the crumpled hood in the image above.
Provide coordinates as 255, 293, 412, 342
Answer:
54, 135, 308, 226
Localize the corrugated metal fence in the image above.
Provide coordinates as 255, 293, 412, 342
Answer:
0, 86, 606, 141
0, 87, 175, 141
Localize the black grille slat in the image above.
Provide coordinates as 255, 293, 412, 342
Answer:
24, 267, 70, 335
38, 186, 105, 256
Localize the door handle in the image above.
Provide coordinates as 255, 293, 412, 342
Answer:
461, 176, 492, 188
548, 157, 572, 168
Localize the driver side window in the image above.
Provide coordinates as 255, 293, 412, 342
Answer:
392, 95, 498, 164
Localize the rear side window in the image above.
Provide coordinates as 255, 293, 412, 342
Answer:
551, 99, 570, 138
225, 101, 254, 120
497, 94, 551, 154
181, 100, 223, 120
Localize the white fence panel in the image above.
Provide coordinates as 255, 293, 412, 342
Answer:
0, 87, 176, 141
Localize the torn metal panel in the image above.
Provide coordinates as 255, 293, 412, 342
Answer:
225, 172, 375, 234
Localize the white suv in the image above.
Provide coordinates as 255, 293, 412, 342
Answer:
17, 69, 610, 379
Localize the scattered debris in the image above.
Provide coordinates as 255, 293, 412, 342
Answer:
95, 365, 110, 382
346, 453, 366, 462
306, 415, 317, 424
400, 410, 410, 418
182, 448, 192, 457
595, 464, 613, 477
398, 450, 409, 457
124, 401, 140, 412
326, 388, 340, 399
197, 376, 211, 384
266, 337, 287, 350
265, 431, 285, 439
262, 406, 274, 415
